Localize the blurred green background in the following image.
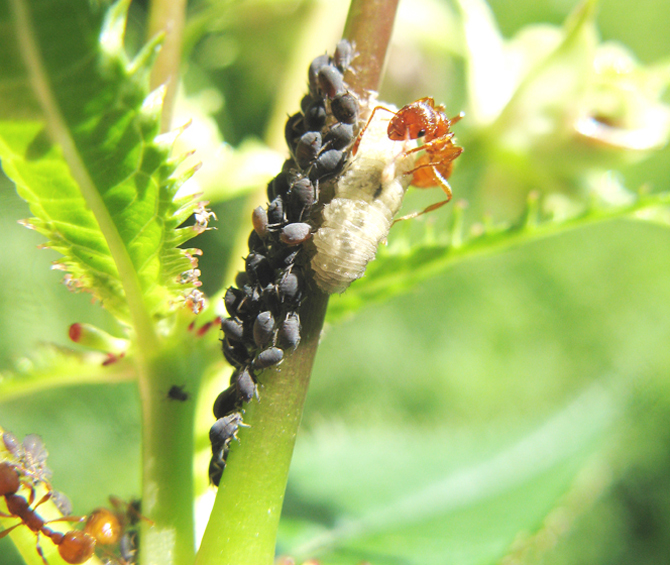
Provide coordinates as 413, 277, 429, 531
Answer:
1, 0, 670, 563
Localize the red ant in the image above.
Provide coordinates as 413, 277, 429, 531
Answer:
0, 461, 96, 564
353, 97, 464, 218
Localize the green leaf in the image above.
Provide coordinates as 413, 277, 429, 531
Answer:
0, 342, 134, 402
326, 188, 670, 322
0, 0, 203, 333
278, 384, 622, 564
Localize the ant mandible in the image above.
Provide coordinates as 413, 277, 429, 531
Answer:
0, 461, 96, 564
353, 97, 464, 218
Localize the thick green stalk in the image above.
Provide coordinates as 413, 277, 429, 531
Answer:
195, 1, 400, 563
140, 1, 194, 561
194, 293, 329, 565
139, 341, 199, 565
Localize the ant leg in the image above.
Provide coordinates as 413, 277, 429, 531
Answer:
392, 198, 451, 224
34, 534, 50, 565
0, 522, 21, 538
20, 483, 37, 507
109, 495, 155, 526
427, 166, 453, 201
352, 105, 395, 155
405, 161, 453, 199
424, 137, 461, 158
14, 481, 51, 511
46, 515, 86, 525
400, 134, 458, 158
392, 163, 453, 224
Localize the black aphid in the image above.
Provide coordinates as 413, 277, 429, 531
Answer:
324, 123, 355, 150
333, 39, 355, 73
308, 53, 331, 96
278, 312, 301, 350
221, 318, 244, 342
210, 413, 245, 450
253, 347, 284, 370
235, 368, 257, 404
167, 385, 190, 402
309, 149, 345, 181
252, 206, 269, 238
317, 65, 345, 99
280, 223, 312, 246
331, 92, 359, 124
295, 131, 322, 169
253, 311, 275, 348
213, 384, 239, 419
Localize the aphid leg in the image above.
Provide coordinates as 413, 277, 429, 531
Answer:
351, 105, 395, 155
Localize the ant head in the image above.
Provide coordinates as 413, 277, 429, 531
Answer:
388, 103, 438, 141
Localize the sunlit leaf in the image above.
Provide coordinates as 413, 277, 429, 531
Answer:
326, 188, 670, 322
0, 0, 203, 326
279, 384, 621, 565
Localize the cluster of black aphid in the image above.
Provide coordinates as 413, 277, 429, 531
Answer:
209, 40, 360, 486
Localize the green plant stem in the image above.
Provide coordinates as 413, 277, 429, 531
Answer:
194, 293, 329, 565
147, 0, 187, 132
342, 0, 401, 96
139, 342, 199, 565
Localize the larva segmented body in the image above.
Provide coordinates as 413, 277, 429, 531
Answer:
310, 106, 416, 294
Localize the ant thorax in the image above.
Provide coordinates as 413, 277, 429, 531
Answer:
310, 103, 417, 294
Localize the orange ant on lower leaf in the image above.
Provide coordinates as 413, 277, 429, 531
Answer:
0, 461, 96, 564
353, 96, 464, 220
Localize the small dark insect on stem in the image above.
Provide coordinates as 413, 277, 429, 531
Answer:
167, 385, 190, 402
